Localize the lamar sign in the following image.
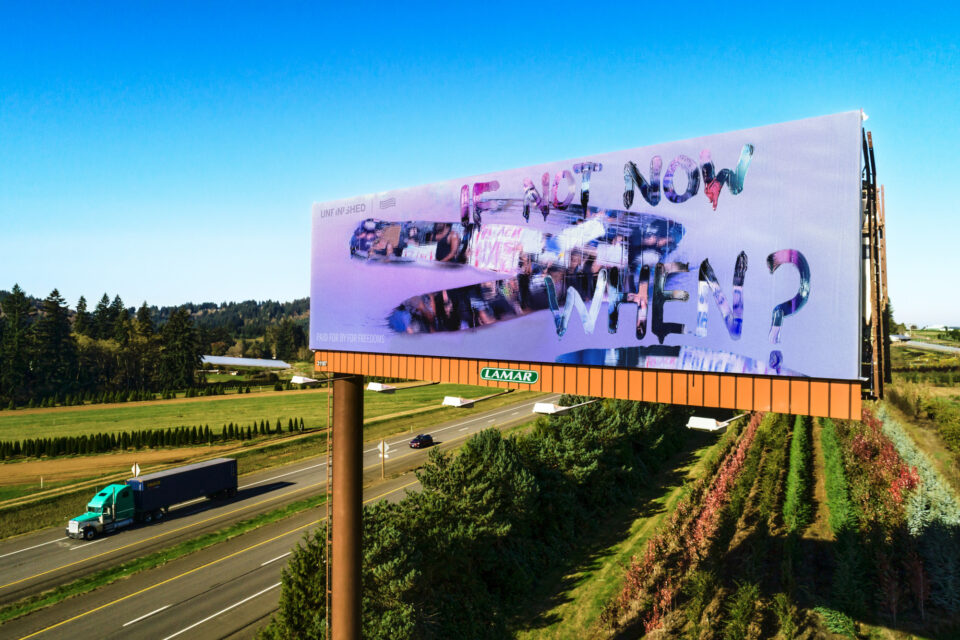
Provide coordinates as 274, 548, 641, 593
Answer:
480, 367, 539, 384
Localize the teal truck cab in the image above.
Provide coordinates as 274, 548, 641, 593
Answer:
66, 484, 137, 540
66, 458, 238, 540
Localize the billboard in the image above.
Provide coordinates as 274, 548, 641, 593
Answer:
311, 112, 862, 381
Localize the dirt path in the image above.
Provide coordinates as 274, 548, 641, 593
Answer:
805, 418, 834, 543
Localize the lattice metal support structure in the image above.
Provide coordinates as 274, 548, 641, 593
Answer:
861, 128, 889, 399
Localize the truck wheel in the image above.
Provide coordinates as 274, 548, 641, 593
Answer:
143, 512, 153, 523
154, 510, 164, 521
83, 527, 96, 541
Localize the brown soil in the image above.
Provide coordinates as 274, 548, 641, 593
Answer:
0, 445, 239, 486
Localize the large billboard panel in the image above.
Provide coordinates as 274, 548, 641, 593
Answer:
311, 112, 862, 381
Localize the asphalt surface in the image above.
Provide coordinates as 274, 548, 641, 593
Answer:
900, 340, 960, 354
1, 392, 557, 639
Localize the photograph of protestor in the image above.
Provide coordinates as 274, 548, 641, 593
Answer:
374, 205, 685, 335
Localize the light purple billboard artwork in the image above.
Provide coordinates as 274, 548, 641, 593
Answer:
311, 112, 863, 381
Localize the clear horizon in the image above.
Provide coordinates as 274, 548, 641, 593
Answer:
1, 3, 957, 327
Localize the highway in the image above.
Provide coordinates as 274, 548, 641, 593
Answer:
1, 392, 557, 639
899, 340, 960, 354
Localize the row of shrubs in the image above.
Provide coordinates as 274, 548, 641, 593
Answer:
894, 370, 960, 386
605, 411, 823, 639
783, 415, 813, 533
601, 413, 768, 635
0, 417, 308, 460
886, 383, 960, 455
877, 409, 960, 614
823, 410, 939, 628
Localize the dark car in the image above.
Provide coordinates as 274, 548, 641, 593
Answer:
409, 434, 434, 449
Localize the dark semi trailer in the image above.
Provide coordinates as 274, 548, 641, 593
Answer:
67, 458, 238, 540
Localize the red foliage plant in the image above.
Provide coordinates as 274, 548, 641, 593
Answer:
840, 409, 919, 522
604, 413, 765, 632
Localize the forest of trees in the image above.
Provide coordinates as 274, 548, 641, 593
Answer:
145, 298, 309, 358
0, 285, 308, 409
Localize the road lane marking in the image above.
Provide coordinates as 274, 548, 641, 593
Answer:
459, 427, 468, 431
260, 552, 291, 566
69, 538, 107, 550
122, 604, 170, 627
0, 539, 63, 560
17, 481, 419, 640
2, 395, 557, 593
161, 582, 280, 640
238, 462, 327, 490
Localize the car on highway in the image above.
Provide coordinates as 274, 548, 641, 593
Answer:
409, 434, 434, 448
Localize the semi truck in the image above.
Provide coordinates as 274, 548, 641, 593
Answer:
66, 458, 238, 540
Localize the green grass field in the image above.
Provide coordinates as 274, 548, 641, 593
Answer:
891, 345, 960, 370
0, 384, 500, 441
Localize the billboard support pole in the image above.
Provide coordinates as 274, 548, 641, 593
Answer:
879, 184, 891, 384
332, 374, 363, 640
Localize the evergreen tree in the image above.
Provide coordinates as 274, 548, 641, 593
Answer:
113, 309, 133, 345
268, 318, 301, 361
158, 307, 201, 390
108, 295, 126, 335
135, 302, 155, 337
74, 296, 91, 336
92, 293, 112, 339
1, 285, 35, 404
35, 289, 79, 398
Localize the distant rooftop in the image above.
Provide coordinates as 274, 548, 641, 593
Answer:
201, 355, 291, 369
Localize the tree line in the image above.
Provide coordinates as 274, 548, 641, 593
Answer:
0, 285, 204, 408
0, 417, 308, 460
142, 297, 309, 359
0, 285, 313, 409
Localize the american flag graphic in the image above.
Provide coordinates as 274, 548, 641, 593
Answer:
379, 197, 396, 209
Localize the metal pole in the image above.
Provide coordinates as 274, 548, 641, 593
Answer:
331, 374, 363, 640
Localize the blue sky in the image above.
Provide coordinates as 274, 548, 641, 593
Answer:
1, 2, 957, 326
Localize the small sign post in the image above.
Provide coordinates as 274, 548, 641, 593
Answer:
377, 440, 390, 480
